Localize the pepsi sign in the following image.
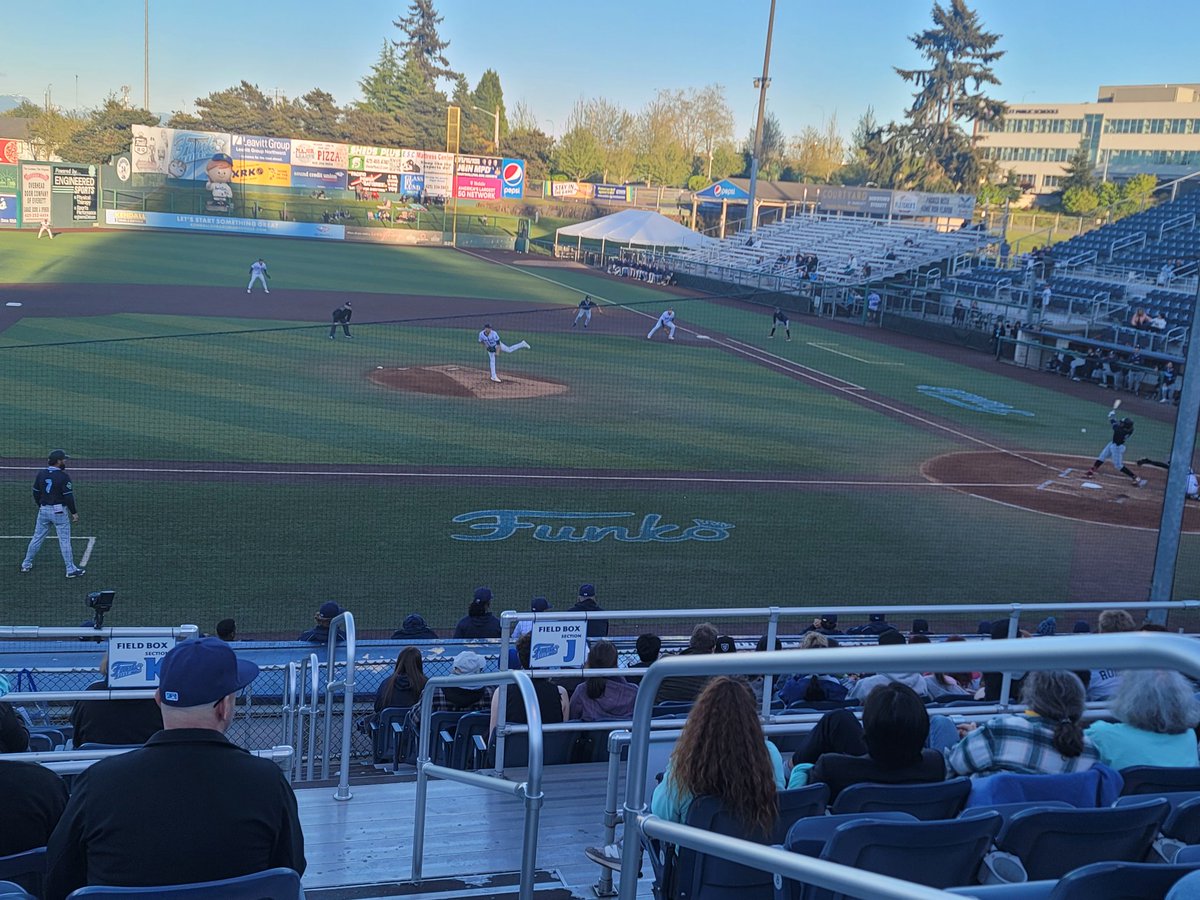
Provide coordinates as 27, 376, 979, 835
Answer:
501, 158, 525, 199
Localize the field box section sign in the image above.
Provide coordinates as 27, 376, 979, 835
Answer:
108, 637, 175, 689
530, 620, 586, 669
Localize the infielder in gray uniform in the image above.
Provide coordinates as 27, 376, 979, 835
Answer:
1084, 410, 1145, 487
478, 324, 530, 383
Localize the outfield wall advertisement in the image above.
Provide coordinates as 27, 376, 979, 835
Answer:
52, 164, 98, 221
105, 208, 345, 239
130, 125, 522, 199
0, 163, 17, 225
20, 163, 51, 226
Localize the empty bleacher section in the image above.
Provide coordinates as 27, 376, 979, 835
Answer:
669, 214, 992, 293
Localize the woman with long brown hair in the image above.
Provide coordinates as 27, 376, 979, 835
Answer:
374, 646, 428, 712
650, 676, 782, 837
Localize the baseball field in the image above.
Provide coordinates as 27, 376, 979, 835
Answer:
2, 228, 1197, 637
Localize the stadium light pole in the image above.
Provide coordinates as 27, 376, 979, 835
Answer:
1146, 270, 1200, 625
473, 105, 500, 153
144, 0, 150, 111
745, 0, 777, 234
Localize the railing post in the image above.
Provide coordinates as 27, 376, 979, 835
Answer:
593, 731, 627, 898
761, 608, 780, 720
998, 607, 1021, 706
305, 653, 318, 782
496, 614, 513, 775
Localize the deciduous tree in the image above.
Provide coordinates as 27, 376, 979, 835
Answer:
792, 115, 845, 183
62, 97, 158, 165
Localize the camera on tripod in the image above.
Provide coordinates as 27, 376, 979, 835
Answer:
86, 591, 115, 629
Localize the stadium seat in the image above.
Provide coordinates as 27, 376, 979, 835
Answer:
1121, 767, 1200, 796
26, 733, 54, 752
993, 798, 1169, 880
418, 709, 468, 766
663, 794, 775, 900
64, 867, 302, 898
783, 812, 1003, 900
484, 729, 579, 768
1048, 860, 1200, 900
830, 776, 971, 820
445, 711, 490, 770
367, 706, 412, 764
76, 743, 144, 751
0, 882, 34, 900
783, 812, 918, 860
29, 726, 66, 749
965, 766, 1124, 809
771, 783, 831, 843
1116, 793, 1200, 845
1167, 870, 1200, 900
0, 848, 45, 897
959, 801, 1073, 828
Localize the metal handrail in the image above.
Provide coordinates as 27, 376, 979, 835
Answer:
412, 669, 545, 900
301, 652, 319, 782
0, 625, 200, 640
615, 633, 1200, 900
0, 744, 295, 776
319, 612, 356, 800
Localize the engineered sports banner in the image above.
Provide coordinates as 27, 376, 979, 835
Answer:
51, 164, 98, 222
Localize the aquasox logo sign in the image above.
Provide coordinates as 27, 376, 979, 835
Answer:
450, 510, 734, 543
917, 386, 1034, 417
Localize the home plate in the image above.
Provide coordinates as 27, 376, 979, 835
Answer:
5, 302, 21, 307
1081, 482, 1103, 490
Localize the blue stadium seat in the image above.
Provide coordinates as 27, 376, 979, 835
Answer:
1121, 767, 1200, 796
1167, 870, 1200, 900
830, 776, 971, 820
0, 848, 45, 897
959, 801, 1073, 829
788, 812, 1002, 900
65, 867, 301, 898
484, 729, 580, 768
445, 711, 490, 770
0, 881, 34, 900
993, 798, 1169, 880
367, 706, 412, 764
965, 765, 1123, 809
771, 783, 830, 843
663, 795, 775, 900
783, 812, 918, 860
26, 733, 54, 752
1047, 860, 1200, 900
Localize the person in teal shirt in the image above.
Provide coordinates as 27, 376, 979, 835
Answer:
648, 677, 784, 836
1086, 669, 1199, 770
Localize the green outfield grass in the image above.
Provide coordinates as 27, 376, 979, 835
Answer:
1, 230, 1194, 633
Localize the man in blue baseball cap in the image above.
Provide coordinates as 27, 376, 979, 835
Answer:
44, 638, 305, 897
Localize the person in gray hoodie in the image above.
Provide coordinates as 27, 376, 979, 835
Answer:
846, 630, 932, 701
569, 640, 638, 721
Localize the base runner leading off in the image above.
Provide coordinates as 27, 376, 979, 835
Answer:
478, 324, 530, 383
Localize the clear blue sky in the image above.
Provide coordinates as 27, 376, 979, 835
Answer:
2, 1, 1198, 140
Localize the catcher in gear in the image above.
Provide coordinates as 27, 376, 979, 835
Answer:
1085, 411, 1145, 487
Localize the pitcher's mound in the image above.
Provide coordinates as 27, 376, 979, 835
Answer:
368, 364, 568, 400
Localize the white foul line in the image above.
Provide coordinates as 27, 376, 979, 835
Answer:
80, 537, 96, 567
807, 342, 905, 366
0, 534, 97, 566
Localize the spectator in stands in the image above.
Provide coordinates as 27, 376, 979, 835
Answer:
1131, 307, 1152, 330
489, 632, 568, 738
0, 758, 68, 862
792, 683, 949, 798
374, 647, 427, 713
1098, 349, 1118, 388
952, 300, 966, 326
977, 619, 1026, 701
849, 612, 896, 636
803, 614, 843, 635
513, 597, 550, 640
629, 632, 661, 669
927, 635, 976, 698
391, 613, 438, 641
1040, 283, 1052, 318
1086, 669, 1200, 770
299, 601, 344, 644
453, 587, 502, 639
846, 630, 933, 701
1124, 350, 1145, 393
1158, 262, 1175, 286
71, 655, 164, 748
568, 583, 608, 638
0, 673, 30, 752
406, 650, 494, 740
650, 677, 783, 832
1152, 310, 1168, 331
1087, 609, 1137, 701
44, 638, 305, 898
778, 632, 849, 705
570, 640, 638, 721
216, 618, 236, 641
948, 670, 1099, 778
1159, 361, 1179, 404
656, 623, 719, 702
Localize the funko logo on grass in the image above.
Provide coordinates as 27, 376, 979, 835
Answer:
917, 385, 1035, 418
451, 510, 734, 543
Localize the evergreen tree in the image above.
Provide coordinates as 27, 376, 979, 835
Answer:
471, 69, 508, 152
394, 0, 458, 88
62, 97, 158, 165
359, 41, 405, 114
894, 0, 1005, 190
1060, 140, 1096, 193
395, 54, 449, 150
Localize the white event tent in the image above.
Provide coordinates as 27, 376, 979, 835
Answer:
553, 208, 712, 256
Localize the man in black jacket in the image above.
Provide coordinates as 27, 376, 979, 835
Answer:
70, 656, 163, 748
569, 583, 609, 638
45, 637, 305, 898
329, 301, 353, 340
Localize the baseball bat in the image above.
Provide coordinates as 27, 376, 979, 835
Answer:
1112, 398, 1122, 411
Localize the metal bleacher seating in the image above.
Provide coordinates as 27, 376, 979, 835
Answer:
829, 777, 971, 820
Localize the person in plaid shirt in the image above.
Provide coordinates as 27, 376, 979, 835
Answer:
947, 670, 1099, 777
406, 650, 492, 737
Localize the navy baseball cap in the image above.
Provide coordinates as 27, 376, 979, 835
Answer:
47, 449, 69, 464
531, 597, 550, 612
158, 637, 259, 707
474, 586, 493, 602
579, 584, 595, 598
318, 601, 342, 619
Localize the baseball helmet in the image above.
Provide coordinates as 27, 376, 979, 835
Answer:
1121, 417, 1133, 427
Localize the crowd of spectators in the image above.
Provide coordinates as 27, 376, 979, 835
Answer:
606, 257, 675, 284
1044, 343, 1180, 402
